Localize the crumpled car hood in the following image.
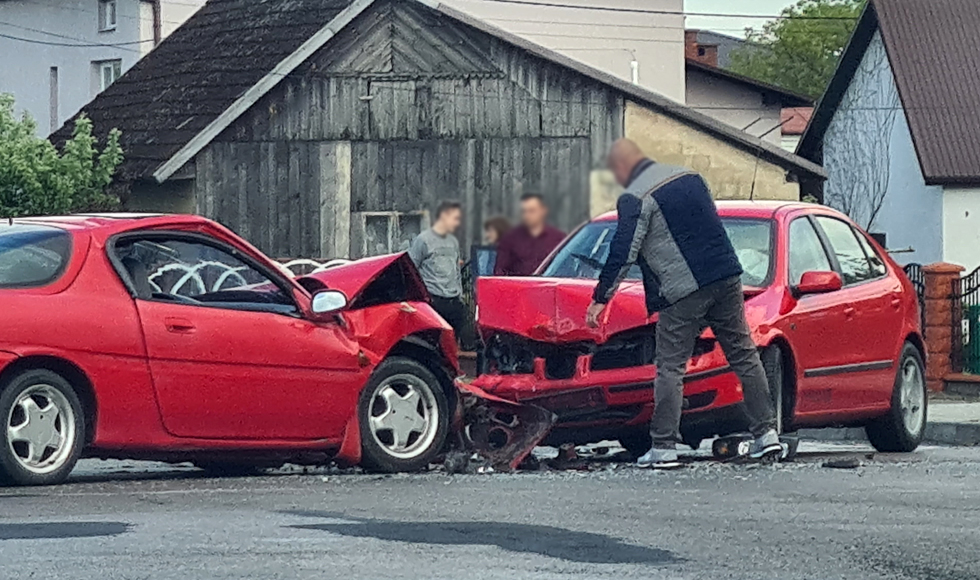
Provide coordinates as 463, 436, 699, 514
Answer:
477, 276, 655, 344
478, 276, 769, 345
301, 253, 427, 307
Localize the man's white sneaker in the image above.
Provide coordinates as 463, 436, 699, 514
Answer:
637, 447, 683, 469
747, 429, 783, 459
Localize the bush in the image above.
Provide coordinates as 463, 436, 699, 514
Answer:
0, 94, 124, 217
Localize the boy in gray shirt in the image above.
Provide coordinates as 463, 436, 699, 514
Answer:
408, 200, 475, 350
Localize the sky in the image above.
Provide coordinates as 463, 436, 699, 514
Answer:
685, 0, 799, 37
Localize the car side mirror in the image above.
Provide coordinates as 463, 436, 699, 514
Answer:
795, 271, 843, 296
311, 289, 348, 316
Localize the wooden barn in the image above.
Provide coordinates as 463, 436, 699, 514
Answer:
55, 0, 825, 260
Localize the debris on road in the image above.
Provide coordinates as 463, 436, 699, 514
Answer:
454, 382, 556, 471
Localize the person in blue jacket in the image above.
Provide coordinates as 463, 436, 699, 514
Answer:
586, 139, 781, 469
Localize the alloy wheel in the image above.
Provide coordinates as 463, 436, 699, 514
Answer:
899, 357, 925, 438
6, 384, 77, 475
367, 374, 439, 460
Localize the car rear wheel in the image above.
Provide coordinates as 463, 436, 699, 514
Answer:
866, 343, 926, 453
0, 369, 85, 486
358, 357, 449, 472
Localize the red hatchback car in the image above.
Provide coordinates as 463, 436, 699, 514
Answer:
0, 214, 462, 485
474, 201, 926, 456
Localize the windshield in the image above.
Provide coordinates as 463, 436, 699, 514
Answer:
541, 218, 773, 288
0, 224, 72, 288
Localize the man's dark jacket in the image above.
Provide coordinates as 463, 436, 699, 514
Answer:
593, 159, 742, 315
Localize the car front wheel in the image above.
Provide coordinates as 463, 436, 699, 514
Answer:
761, 345, 786, 433
0, 369, 85, 486
866, 343, 927, 453
358, 357, 449, 472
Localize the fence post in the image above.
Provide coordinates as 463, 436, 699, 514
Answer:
922, 262, 964, 392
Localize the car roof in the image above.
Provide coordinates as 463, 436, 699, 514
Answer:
592, 200, 819, 222
11, 213, 212, 234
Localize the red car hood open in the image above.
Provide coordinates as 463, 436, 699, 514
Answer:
477, 276, 654, 344
301, 253, 427, 306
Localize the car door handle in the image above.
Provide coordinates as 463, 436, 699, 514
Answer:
164, 317, 196, 333
891, 297, 902, 309
843, 307, 856, 319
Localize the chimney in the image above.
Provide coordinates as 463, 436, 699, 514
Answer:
685, 30, 719, 67
684, 30, 700, 60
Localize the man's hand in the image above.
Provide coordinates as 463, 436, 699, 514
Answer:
586, 301, 607, 328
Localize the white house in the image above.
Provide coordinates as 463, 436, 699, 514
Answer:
445, 0, 687, 102
797, 0, 980, 272
0, 0, 204, 135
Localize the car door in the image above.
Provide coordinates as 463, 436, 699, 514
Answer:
113, 233, 364, 441
812, 215, 901, 411
783, 216, 848, 414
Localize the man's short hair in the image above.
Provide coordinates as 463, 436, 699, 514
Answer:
435, 199, 462, 219
520, 192, 546, 205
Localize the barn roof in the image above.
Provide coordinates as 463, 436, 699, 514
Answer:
798, 0, 980, 185
53, 0, 826, 183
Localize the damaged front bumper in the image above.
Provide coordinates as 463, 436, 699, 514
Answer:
466, 341, 747, 449
453, 382, 556, 471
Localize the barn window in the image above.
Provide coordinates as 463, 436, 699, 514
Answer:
356, 211, 428, 257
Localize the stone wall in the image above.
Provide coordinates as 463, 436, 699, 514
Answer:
622, 100, 800, 204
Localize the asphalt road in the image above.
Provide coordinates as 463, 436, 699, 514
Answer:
2, 442, 980, 580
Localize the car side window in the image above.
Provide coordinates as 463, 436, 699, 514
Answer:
814, 216, 876, 286
114, 237, 297, 315
788, 218, 832, 286
852, 227, 888, 278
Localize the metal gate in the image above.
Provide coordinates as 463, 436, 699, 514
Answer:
951, 266, 980, 374
903, 263, 926, 330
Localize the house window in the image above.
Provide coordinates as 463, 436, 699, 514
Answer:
96, 60, 123, 92
357, 212, 427, 257
98, 0, 117, 32
697, 46, 707, 57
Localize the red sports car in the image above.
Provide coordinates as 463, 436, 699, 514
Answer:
0, 214, 465, 485
474, 201, 926, 456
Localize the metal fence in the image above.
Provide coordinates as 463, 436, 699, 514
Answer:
951, 266, 980, 374
903, 263, 926, 330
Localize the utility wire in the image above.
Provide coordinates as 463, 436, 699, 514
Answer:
0, 30, 152, 47
0, 21, 149, 51
461, 0, 860, 21
18, 0, 199, 28
486, 17, 850, 32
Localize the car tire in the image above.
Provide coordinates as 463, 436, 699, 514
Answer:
358, 357, 449, 473
0, 369, 85, 486
866, 343, 926, 453
619, 429, 652, 459
761, 346, 786, 434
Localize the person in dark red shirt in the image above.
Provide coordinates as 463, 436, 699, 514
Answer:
494, 193, 566, 276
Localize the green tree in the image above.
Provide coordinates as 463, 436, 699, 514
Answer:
728, 0, 865, 98
0, 94, 124, 217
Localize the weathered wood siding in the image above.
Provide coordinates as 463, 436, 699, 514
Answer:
197, 142, 323, 259
195, 0, 623, 257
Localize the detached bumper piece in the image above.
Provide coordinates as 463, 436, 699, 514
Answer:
455, 383, 556, 471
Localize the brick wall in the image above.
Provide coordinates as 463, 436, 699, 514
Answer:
923, 263, 965, 391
